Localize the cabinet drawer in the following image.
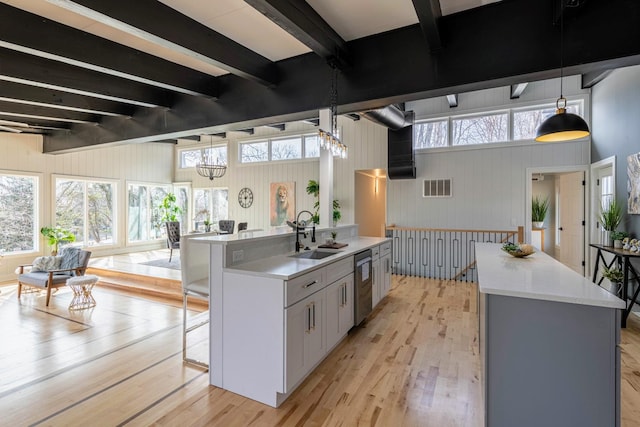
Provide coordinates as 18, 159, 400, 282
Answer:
326, 257, 354, 284
380, 241, 392, 256
371, 245, 380, 258
286, 269, 325, 307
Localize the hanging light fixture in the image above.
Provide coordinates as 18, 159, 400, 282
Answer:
535, 2, 590, 142
196, 137, 227, 181
318, 66, 347, 158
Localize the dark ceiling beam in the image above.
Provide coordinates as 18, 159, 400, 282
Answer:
303, 118, 320, 126
209, 132, 227, 139
63, 0, 278, 87
411, 0, 443, 52
510, 83, 529, 99
0, 48, 177, 108
0, 3, 218, 98
43, 0, 640, 152
0, 114, 72, 130
581, 69, 613, 88
179, 135, 201, 141
245, 0, 350, 69
0, 81, 135, 117
0, 101, 100, 123
236, 128, 255, 135
344, 113, 360, 121
446, 94, 458, 108
266, 123, 286, 131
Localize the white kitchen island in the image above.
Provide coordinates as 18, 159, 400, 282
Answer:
476, 243, 625, 427
189, 225, 391, 407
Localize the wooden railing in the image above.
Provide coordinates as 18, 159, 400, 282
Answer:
386, 226, 524, 282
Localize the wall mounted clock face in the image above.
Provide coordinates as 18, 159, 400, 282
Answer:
238, 187, 253, 208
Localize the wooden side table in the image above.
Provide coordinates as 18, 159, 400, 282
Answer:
66, 274, 98, 310
590, 244, 640, 327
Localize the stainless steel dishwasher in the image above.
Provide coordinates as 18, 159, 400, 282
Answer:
354, 249, 373, 325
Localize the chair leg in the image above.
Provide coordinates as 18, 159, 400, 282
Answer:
17, 282, 22, 298
169, 248, 173, 263
45, 286, 52, 306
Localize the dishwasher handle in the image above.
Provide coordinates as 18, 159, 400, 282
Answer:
356, 257, 372, 267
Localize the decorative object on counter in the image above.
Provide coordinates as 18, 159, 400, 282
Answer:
203, 218, 212, 233
196, 137, 227, 181
631, 239, 639, 253
238, 187, 253, 208
305, 179, 340, 225
599, 199, 622, 246
40, 225, 76, 256
317, 66, 347, 159
501, 242, 535, 258
534, 1, 590, 142
623, 237, 631, 250
270, 181, 295, 226
611, 231, 629, 249
628, 152, 640, 214
531, 195, 549, 229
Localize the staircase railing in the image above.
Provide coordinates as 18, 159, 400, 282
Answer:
385, 226, 524, 282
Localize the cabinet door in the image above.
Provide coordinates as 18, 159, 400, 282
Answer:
338, 274, 354, 335
306, 294, 325, 370
326, 274, 355, 351
372, 257, 382, 307
382, 253, 392, 296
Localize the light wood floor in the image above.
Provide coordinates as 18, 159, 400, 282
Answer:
2, 273, 640, 426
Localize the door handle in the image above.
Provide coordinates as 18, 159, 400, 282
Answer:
558, 227, 563, 231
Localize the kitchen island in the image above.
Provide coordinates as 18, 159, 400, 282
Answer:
476, 243, 625, 427
189, 225, 391, 407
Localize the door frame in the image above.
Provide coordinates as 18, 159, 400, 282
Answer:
526, 165, 589, 276
589, 156, 616, 273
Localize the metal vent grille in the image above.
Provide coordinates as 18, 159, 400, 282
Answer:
423, 179, 452, 198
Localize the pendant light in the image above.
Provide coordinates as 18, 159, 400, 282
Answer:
535, 2, 590, 142
318, 66, 347, 158
196, 137, 227, 181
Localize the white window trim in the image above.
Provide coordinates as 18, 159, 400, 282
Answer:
125, 180, 171, 246
0, 169, 41, 256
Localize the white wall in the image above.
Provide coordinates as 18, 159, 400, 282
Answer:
174, 117, 388, 231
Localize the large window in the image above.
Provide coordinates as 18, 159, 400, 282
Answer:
56, 177, 116, 247
0, 173, 37, 254
239, 134, 319, 164
179, 144, 227, 168
128, 183, 169, 242
192, 188, 228, 231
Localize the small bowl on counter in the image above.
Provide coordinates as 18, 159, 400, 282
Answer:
501, 243, 535, 258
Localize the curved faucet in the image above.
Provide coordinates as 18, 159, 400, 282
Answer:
295, 210, 316, 252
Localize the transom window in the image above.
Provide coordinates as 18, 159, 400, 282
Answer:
0, 172, 38, 254
239, 134, 319, 164
179, 144, 227, 169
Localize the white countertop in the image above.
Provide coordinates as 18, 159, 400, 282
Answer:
224, 236, 390, 280
476, 243, 625, 309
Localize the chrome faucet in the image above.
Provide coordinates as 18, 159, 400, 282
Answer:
295, 210, 316, 252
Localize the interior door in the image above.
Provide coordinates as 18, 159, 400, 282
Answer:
557, 172, 585, 275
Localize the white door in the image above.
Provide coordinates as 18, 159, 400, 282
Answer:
557, 172, 585, 275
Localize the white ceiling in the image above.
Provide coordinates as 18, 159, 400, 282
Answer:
2, 0, 501, 77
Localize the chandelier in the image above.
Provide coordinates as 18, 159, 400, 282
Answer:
318, 66, 347, 159
196, 138, 227, 181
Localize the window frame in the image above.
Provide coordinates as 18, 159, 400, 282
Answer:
191, 186, 229, 232
126, 181, 171, 245
178, 143, 228, 169
238, 133, 321, 164
0, 170, 40, 256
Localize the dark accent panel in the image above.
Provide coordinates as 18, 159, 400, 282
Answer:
411, 0, 443, 52
582, 70, 614, 88
43, 0, 640, 151
0, 81, 135, 116
0, 101, 99, 123
0, 48, 176, 108
0, 3, 218, 98
179, 135, 201, 141
245, 0, 350, 69
71, 0, 278, 86
388, 112, 415, 180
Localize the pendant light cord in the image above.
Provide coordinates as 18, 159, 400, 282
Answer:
559, 0, 564, 99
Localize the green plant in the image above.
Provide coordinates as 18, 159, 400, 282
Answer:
40, 226, 76, 255
602, 266, 624, 283
332, 200, 341, 224
611, 231, 629, 241
599, 199, 622, 231
160, 192, 182, 223
331, 231, 337, 240
532, 196, 549, 222
305, 179, 340, 224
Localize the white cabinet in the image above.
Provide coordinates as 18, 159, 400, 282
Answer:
326, 273, 354, 351
372, 245, 382, 307
285, 290, 325, 392
380, 242, 392, 298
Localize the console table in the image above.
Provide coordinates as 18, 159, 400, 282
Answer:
590, 243, 640, 327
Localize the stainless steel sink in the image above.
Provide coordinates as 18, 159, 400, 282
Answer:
289, 250, 340, 260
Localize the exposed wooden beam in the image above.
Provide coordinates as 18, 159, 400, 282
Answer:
57, 0, 278, 87
411, 0, 443, 52
581, 69, 613, 88
0, 3, 218, 98
245, 0, 350, 69
43, 0, 640, 152
0, 48, 176, 108
0, 114, 72, 130
0, 100, 100, 123
344, 113, 360, 121
446, 94, 458, 108
510, 82, 529, 99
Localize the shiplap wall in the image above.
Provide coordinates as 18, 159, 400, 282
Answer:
390, 76, 591, 231
0, 133, 174, 279
173, 117, 387, 231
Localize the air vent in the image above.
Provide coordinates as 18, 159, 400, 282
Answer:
423, 179, 452, 198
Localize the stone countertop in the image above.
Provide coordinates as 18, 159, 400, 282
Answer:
476, 243, 625, 309
223, 236, 390, 280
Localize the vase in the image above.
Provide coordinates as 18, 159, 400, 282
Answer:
614, 240, 623, 249
532, 221, 544, 229
602, 230, 612, 246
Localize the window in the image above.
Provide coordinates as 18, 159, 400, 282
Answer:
452, 112, 508, 145
192, 188, 229, 231
128, 183, 169, 242
55, 177, 115, 247
0, 173, 37, 253
240, 141, 268, 163
513, 103, 581, 140
304, 135, 320, 158
271, 136, 302, 160
414, 120, 448, 149
180, 145, 227, 168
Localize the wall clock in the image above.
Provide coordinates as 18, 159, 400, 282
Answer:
238, 187, 253, 208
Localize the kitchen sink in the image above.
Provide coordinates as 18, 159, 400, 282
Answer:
289, 249, 341, 260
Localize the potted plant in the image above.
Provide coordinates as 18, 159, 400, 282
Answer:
602, 266, 624, 293
40, 225, 76, 255
611, 231, 629, 249
160, 192, 183, 223
203, 218, 212, 232
306, 179, 340, 225
532, 196, 549, 229
332, 200, 341, 226
599, 199, 622, 246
